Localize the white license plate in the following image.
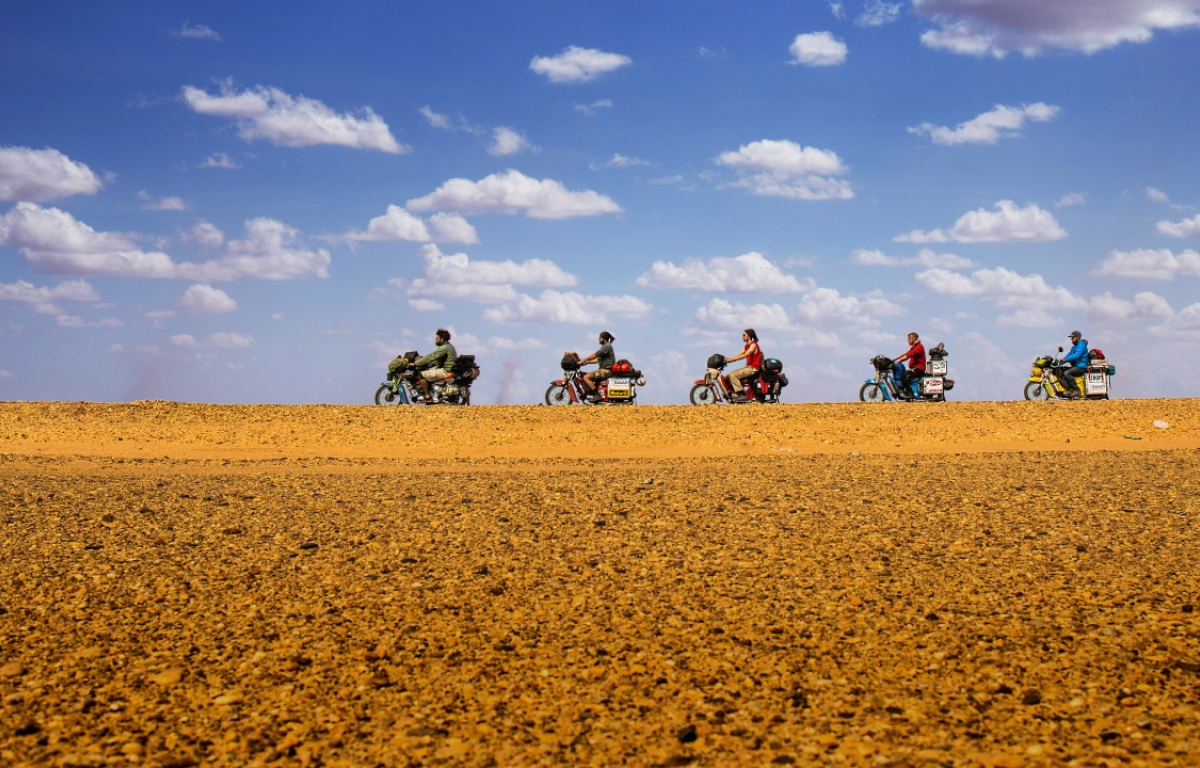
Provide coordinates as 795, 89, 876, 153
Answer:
922, 378, 943, 394
609, 378, 630, 388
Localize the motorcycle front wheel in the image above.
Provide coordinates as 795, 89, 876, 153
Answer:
689, 383, 719, 405
1023, 381, 1049, 401
545, 384, 573, 406
375, 384, 401, 405
859, 383, 885, 403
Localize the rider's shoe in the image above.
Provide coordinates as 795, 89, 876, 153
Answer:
729, 393, 749, 403
585, 392, 601, 403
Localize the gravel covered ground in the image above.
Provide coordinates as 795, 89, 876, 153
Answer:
1, 401, 1198, 767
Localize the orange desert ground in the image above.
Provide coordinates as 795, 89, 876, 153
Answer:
1, 400, 1198, 767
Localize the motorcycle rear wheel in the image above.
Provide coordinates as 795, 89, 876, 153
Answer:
689, 383, 719, 405
545, 384, 573, 406
859, 383, 885, 403
375, 384, 400, 405
1023, 381, 1049, 401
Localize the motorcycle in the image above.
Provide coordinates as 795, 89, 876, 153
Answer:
1024, 346, 1115, 401
689, 354, 788, 405
375, 352, 479, 406
545, 353, 645, 405
860, 344, 953, 403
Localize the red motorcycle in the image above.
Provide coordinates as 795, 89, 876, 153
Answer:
545, 353, 645, 405
689, 353, 788, 405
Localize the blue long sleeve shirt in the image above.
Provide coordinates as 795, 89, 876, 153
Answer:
1062, 339, 1089, 368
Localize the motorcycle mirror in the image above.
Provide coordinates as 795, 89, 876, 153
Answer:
1058, 346, 1063, 353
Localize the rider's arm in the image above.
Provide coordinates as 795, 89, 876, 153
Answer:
727, 349, 747, 363
413, 347, 445, 369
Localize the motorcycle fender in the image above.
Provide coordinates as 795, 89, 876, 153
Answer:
693, 379, 708, 386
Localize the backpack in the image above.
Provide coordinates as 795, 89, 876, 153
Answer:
706, 353, 726, 370
1088, 349, 1106, 361
561, 353, 580, 371
762, 358, 783, 373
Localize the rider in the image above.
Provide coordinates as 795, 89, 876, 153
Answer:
1057, 330, 1089, 399
411, 328, 457, 402
893, 332, 926, 400
579, 331, 615, 403
725, 328, 762, 403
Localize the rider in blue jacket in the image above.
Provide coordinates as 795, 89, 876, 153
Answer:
1058, 330, 1088, 398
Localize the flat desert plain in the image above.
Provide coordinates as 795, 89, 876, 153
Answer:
1, 400, 1198, 768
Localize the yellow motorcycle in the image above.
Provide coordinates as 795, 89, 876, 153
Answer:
1023, 347, 1114, 401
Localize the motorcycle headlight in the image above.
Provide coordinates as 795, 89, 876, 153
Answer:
636, 377, 646, 387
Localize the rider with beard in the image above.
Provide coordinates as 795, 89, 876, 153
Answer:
579, 331, 616, 403
405, 328, 457, 403
725, 328, 762, 403
1057, 330, 1089, 399
893, 332, 926, 400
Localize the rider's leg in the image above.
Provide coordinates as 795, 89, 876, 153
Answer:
728, 366, 756, 400
1060, 366, 1085, 396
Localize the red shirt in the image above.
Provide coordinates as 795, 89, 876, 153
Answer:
907, 341, 926, 371
745, 342, 763, 369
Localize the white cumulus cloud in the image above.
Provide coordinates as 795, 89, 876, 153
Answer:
0, 278, 99, 315
1056, 193, 1086, 207
179, 284, 237, 314
208, 331, 254, 348
1157, 213, 1200, 238
529, 46, 632, 83
590, 153, 652, 170
1092, 248, 1200, 280
181, 81, 406, 153
914, 0, 1200, 57
428, 213, 479, 245
794, 287, 905, 330
174, 22, 220, 41
483, 289, 651, 324
916, 266, 1086, 309
198, 152, 240, 169
0, 146, 104, 201
858, 0, 904, 25
139, 191, 188, 211
343, 205, 430, 243
895, 200, 1066, 243
418, 106, 452, 129
908, 103, 1060, 145
183, 220, 225, 247
488, 127, 535, 156
789, 32, 848, 66
635, 251, 812, 293
851, 248, 976, 268
489, 336, 548, 351
574, 99, 613, 115
399, 243, 577, 305
1087, 291, 1174, 323
406, 169, 622, 220
716, 139, 852, 201
0, 204, 328, 281
1150, 302, 1200, 340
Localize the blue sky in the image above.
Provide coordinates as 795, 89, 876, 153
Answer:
2, 0, 1199, 404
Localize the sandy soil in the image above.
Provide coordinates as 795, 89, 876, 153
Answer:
1, 400, 1198, 767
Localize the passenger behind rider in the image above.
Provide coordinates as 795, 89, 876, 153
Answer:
725, 328, 762, 403
1057, 330, 1089, 399
892, 332, 926, 400
410, 328, 457, 402
579, 331, 616, 403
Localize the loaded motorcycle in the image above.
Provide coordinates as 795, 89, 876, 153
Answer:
689, 353, 788, 405
859, 343, 953, 403
1024, 346, 1115, 401
545, 353, 645, 405
375, 351, 480, 406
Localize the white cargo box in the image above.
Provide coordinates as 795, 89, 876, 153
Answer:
922, 377, 944, 395
929, 360, 948, 376
1084, 372, 1108, 395
606, 377, 633, 399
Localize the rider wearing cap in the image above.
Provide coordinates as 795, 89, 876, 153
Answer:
893, 332, 926, 400
1058, 330, 1089, 399
579, 331, 616, 402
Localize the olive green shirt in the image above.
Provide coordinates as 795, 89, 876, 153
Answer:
414, 343, 457, 372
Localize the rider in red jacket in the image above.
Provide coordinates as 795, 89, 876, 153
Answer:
893, 332, 925, 400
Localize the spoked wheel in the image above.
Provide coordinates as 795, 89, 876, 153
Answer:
375, 384, 401, 405
859, 383, 885, 403
1023, 381, 1049, 401
545, 384, 573, 406
689, 383, 719, 405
